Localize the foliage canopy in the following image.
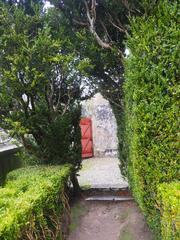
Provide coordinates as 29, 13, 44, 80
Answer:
0, 3, 91, 170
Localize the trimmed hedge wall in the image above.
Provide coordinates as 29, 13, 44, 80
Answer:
113, 106, 128, 177
0, 165, 72, 240
158, 182, 180, 240
124, 0, 179, 238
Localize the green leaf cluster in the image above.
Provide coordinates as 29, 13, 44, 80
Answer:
0, 3, 87, 170
157, 182, 180, 240
0, 164, 72, 240
124, 0, 179, 238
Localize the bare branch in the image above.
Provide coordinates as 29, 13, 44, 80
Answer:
72, 19, 88, 26
61, 89, 71, 116
122, 0, 130, 11
55, 75, 63, 112
100, 20, 113, 42
108, 13, 128, 35
49, 80, 55, 111
83, 0, 112, 49
45, 85, 52, 115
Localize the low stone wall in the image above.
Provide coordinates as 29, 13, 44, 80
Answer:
0, 130, 21, 184
0, 146, 21, 185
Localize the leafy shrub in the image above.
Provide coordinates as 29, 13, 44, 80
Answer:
0, 165, 72, 240
124, 0, 179, 237
0, 4, 83, 165
0, 3, 82, 191
157, 182, 180, 240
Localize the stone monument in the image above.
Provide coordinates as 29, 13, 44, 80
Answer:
81, 93, 118, 157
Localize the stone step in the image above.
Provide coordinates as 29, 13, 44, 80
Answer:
85, 196, 133, 201
82, 187, 130, 194
82, 187, 129, 192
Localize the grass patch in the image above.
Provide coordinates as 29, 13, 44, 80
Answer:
119, 227, 133, 240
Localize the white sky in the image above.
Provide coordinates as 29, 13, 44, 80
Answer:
43, 1, 54, 10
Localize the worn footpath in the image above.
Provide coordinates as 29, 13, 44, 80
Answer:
67, 195, 153, 240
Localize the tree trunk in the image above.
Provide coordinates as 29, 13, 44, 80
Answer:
70, 172, 81, 196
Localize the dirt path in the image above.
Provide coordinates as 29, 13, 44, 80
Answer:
67, 196, 153, 240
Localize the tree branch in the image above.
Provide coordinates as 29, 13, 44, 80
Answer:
72, 19, 88, 26
61, 89, 71, 116
108, 13, 128, 35
55, 74, 63, 112
83, 0, 112, 49
100, 20, 113, 42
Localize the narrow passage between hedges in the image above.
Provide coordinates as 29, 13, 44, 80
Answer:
67, 192, 154, 240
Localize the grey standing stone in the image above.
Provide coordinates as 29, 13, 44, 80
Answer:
81, 93, 118, 157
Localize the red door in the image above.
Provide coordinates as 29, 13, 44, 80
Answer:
80, 118, 93, 159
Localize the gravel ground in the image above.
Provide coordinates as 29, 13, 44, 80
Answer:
78, 158, 128, 189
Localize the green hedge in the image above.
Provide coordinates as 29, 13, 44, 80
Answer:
158, 182, 180, 240
113, 106, 128, 177
0, 165, 72, 240
124, 0, 179, 238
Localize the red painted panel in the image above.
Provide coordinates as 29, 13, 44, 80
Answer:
80, 118, 93, 159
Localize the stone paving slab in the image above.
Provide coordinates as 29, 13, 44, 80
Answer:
78, 158, 128, 189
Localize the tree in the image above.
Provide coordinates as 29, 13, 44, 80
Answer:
0, 2, 91, 193
47, 1, 130, 104
46, 1, 160, 176
47, 0, 160, 105
1, 0, 44, 15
